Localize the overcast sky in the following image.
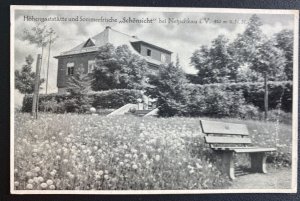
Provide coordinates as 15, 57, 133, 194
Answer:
13, 9, 294, 105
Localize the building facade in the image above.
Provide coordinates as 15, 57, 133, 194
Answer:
54, 26, 172, 94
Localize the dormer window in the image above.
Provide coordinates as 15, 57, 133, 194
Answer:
83, 38, 95, 48
147, 49, 151, 57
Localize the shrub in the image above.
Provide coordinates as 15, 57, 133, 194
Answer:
22, 89, 142, 113
189, 81, 292, 113
186, 86, 258, 119
263, 109, 292, 125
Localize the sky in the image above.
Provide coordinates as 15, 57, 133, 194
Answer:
13, 8, 295, 106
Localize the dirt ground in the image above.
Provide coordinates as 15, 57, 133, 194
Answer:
230, 167, 292, 189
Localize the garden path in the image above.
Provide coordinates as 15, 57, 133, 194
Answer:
230, 167, 292, 189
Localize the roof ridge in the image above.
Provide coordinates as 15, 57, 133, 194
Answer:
110, 27, 135, 38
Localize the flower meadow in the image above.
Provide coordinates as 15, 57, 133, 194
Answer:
14, 113, 292, 190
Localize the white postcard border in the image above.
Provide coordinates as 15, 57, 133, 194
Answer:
10, 5, 299, 194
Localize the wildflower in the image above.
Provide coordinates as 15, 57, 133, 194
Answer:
104, 175, 109, 180
38, 176, 44, 182
46, 179, 53, 185
131, 148, 137, 153
132, 164, 138, 169
98, 170, 104, 175
14, 181, 19, 187
196, 163, 203, 169
26, 183, 33, 189
55, 156, 61, 160
40, 183, 48, 189
33, 177, 39, 183
155, 155, 160, 161
119, 162, 124, 166
49, 185, 55, 190
63, 159, 68, 164
26, 172, 32, 177
33, 166, 41, 172
14, 169, 18, 174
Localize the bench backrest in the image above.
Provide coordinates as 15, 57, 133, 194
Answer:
200, 120, 252, 148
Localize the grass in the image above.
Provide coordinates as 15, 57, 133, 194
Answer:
13, 112, 292, 190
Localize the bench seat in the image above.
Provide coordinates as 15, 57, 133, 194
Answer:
212, 147, 276, 153
200, 119, 276, 180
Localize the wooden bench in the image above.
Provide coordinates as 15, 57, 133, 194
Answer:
200, 120, 276, 180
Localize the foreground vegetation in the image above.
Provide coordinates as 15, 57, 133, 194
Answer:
14, 113, 292, 190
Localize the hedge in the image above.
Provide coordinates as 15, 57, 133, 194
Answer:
22, 89, 143, 113
188, 81, 292, 112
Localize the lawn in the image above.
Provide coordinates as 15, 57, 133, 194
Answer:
13, 113, 292, 190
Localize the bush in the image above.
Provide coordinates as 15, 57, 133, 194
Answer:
22, 89, 142, 113
189, 81, 292, 112
186, 86, 259, 119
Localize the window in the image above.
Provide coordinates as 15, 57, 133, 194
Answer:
66, 62, 75, 76
88, 60, 96, 73
161, 53, 166, 63
147, 49, 151, 56
83, 38, 95, 48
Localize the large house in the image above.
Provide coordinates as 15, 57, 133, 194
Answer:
54, 26, 172, 94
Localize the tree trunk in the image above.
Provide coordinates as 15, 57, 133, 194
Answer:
46, 33, 52, 94
264, 73, 268, 120
32, 54, 42, 119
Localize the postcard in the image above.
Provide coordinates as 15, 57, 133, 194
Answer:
10, 5, 298, 194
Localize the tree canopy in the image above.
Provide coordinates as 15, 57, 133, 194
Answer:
92, 44, 148, 91
145, 62, 189, 117
190, 35, 239, 84
15, 55, 44, 94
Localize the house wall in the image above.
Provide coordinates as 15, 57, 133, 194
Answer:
139, 44, 171, 64
56, 52, 98, 88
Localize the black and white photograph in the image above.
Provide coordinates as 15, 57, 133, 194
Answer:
10, 6, 298, 194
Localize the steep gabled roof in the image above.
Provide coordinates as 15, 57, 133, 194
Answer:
55, 27, 171, 66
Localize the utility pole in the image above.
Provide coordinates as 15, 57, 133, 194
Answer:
45, 30, 53, 94
32, 54, 42, 119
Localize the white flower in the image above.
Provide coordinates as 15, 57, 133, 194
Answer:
40, 183, 48, 189
46, 179, 53, 185
26, 183, 33, 189
155, 155, 160, 161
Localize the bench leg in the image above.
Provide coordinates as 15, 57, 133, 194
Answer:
250, 153, 267, 173
221, 152, 235, 180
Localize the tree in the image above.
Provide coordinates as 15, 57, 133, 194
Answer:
92, 44, 148, 91
23, 23, 56, 90
275, 29, 293, 80
233, 14, 266, 63
190, 35, 239, 84
65, 67, 93, 113
66, 66, 92, 95
15, 55, 44, 94
249, 39, 286, 119
45, 28, 58, 94
175, 54, 181, 68
145, 63, 189, 117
